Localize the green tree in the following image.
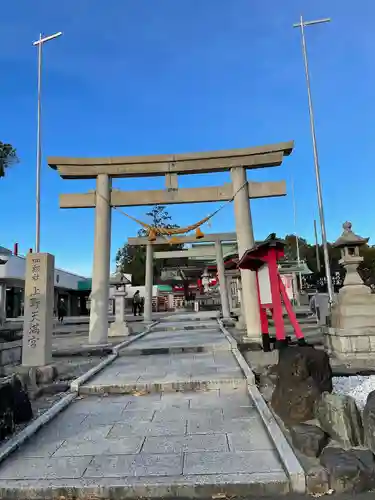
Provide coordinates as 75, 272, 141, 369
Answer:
0, 142, 18, 177
115, 205, 184, 286
282, 233, 375, 290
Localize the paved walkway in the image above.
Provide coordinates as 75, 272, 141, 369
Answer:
0, 314, 293, 498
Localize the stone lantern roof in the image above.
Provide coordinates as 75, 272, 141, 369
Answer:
333, 222, 369, 248
109, 271, 131, 286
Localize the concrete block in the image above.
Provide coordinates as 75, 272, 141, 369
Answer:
183, 450, 283, 475
0, 456, 92, 480
108, 419, 186, 438
187, 417, 256, 435
351, 336, 371, 352
227, 428, 274, 451
82, 408, 154, 426
84, 453, 183, 477
17, 438, 65, 458
0, 345, 21, 367
142, 433, 229, 454
53, 436, 144, 457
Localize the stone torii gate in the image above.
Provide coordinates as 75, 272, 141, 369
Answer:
128, 232, 237, 321
48, 141, 293, 344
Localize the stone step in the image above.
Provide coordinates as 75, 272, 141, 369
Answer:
79, 377, 246, 396
0, 390, 291, 498
118, 345, 229, 356
152, 323, 218, 332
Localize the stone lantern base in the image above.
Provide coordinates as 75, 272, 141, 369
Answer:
325, 287, 375, 359
108, 321, 132, 337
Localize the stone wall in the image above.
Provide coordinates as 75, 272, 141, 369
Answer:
0, 340, 22, 370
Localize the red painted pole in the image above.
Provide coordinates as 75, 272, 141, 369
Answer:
268, 249, 286, 342
256, 271, 271, 351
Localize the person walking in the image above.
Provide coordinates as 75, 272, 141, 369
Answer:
57, 298, 67, 324
140, 296, 145, 315
132, 290, 141, 316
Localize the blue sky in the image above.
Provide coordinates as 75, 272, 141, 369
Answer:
1, 0, 373, 277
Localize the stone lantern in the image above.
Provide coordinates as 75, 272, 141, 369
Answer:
108, 270, 132, 337
201, 267, 211, 294
335, 221, 369, 288
325, 221, 375, 359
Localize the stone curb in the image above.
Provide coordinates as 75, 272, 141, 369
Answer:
70, 353, 118, 392
0, 392, 76, 466
217, 320, 306, 495
70, 321, 159, 391
0, 473, 290, 499
218, 319, 255, 384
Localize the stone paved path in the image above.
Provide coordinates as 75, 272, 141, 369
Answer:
0, 314, 294, 498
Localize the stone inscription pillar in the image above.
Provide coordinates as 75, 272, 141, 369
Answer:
89, 174, 112, 344
215, 241, 230, 319
230, 166, 261, 340
144, 242, 154, 322
22, 253, 54, 367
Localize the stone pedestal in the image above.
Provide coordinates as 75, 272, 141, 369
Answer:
324, 222, 375, 360
325, 286, 375, 359
108, 287, 132, 337
22, 253, 54, 367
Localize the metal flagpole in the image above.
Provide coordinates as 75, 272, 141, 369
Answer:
293, 15, 334, 305
33, 31, 63, 253
291, 175, 302, 293
314, 219, 321, 272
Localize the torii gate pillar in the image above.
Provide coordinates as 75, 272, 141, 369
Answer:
231, 167, 261, 341
89, 174, 112, 344
144, 242, 154, 322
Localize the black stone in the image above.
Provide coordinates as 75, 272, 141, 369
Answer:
320, 447, 375, 493
289, 423, 329, 457
0, 376, 32, 441
271, 345, 332, 425
12, 377, 33, 424
363, 390, 375, 453
0, 382, 15, 440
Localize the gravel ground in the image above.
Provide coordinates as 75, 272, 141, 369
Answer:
332, 375, 375, 410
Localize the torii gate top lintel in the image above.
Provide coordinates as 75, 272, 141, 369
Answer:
48, 141, 294, 179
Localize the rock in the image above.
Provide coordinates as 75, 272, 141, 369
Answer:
316, 393, 363, 448
306, 465, 330, 496
271, 345, 332, 425
257, 365, 278, 403
35, 365, 57, 384
12, 377, 33, 424
289, 423, 329, 457
0, 375, 32, 440
0, 380, 15, 440
272, 376, 321, 424
363, 390, 375, 452
320, 447, 375, 493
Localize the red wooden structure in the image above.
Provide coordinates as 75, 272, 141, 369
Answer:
238, 234, 306, 351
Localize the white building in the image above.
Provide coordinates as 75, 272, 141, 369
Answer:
0, 246, 91, 319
